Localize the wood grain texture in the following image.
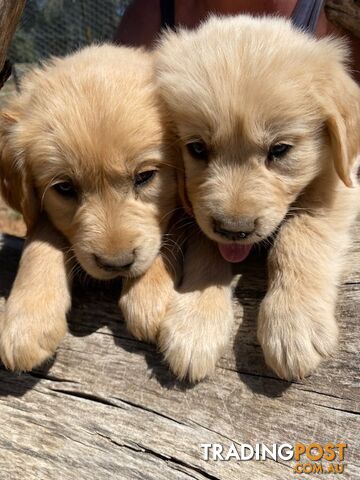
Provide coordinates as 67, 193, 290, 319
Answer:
0, 223, 359, 479
0, 1, 25, 76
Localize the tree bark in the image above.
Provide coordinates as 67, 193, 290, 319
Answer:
0, 0, 26, 89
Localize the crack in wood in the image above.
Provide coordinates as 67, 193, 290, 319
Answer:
111, 395, 188, 427
50, 387, 121, 409
29, 371, 79, 384
312, 403, 359, 416
96, 431, 220, 480
128, 442, 221, 480
295, 386, 352, 402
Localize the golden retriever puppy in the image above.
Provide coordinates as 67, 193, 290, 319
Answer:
0, 44, 178, 371
155, 15, 360, 381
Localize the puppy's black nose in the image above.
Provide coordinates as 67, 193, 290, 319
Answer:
94, 252, 135, 272
213, 217, 255, 241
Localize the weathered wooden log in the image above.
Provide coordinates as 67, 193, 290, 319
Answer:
325, 0, 360, 38
0, 221, 359, 479
0, 0, 26, 89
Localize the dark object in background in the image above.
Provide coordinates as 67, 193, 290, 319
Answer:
160, 0, 175, 29
291, 0, 324, 32
0, 60, 12, 90
325, 0, 360, 39
0, 0, 26, 90
8, 0, 131, 64
114, 0, 360, 83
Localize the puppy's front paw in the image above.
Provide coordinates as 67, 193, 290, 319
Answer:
120, 254, 176, 344
158, 291, 233, 382
120, 287, 169, 344
0, 301, 67, 372
257, 294, 338, 380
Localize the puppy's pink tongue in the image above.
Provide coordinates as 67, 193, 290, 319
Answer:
218, 243, 252, 263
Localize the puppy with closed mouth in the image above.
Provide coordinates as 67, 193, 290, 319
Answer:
0, 44, 178, 371
155, 15, 360, 381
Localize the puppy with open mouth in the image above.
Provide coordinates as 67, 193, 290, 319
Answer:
0, 44, 179, 371
155, 15, 360, 381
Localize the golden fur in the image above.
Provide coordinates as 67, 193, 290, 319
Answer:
159, 229, 234, 381
0, 45, 178, 371
155, 15, 360, 380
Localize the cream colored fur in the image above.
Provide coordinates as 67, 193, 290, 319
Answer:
155, 15, 360, 380
0, 218, 70, 370
159, 229, 234, 382
0, 45, 178, 371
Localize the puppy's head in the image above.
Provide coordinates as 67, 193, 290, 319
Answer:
156, 15, 360, 261
0, 45, 177, 279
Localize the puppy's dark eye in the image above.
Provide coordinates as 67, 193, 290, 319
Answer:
134, 170, 157, 187
53, 181, 77, 198
267, 143, 292, 161
186, 141, 209, 161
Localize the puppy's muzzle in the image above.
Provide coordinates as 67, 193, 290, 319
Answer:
213, 216, 256, 241
94, 251, 135, 273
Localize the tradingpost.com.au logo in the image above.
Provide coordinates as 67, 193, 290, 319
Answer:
200, 442, 348, 475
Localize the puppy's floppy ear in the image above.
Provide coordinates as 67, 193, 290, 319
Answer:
320, 66, 360, 188
0, 110, 38, 231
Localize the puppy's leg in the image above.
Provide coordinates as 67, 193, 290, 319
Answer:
158, 231, 234, 382
258, 213, 351, 380
0, 217, 71, 371
120, 252, 179, 343
120, 211, 187, 343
